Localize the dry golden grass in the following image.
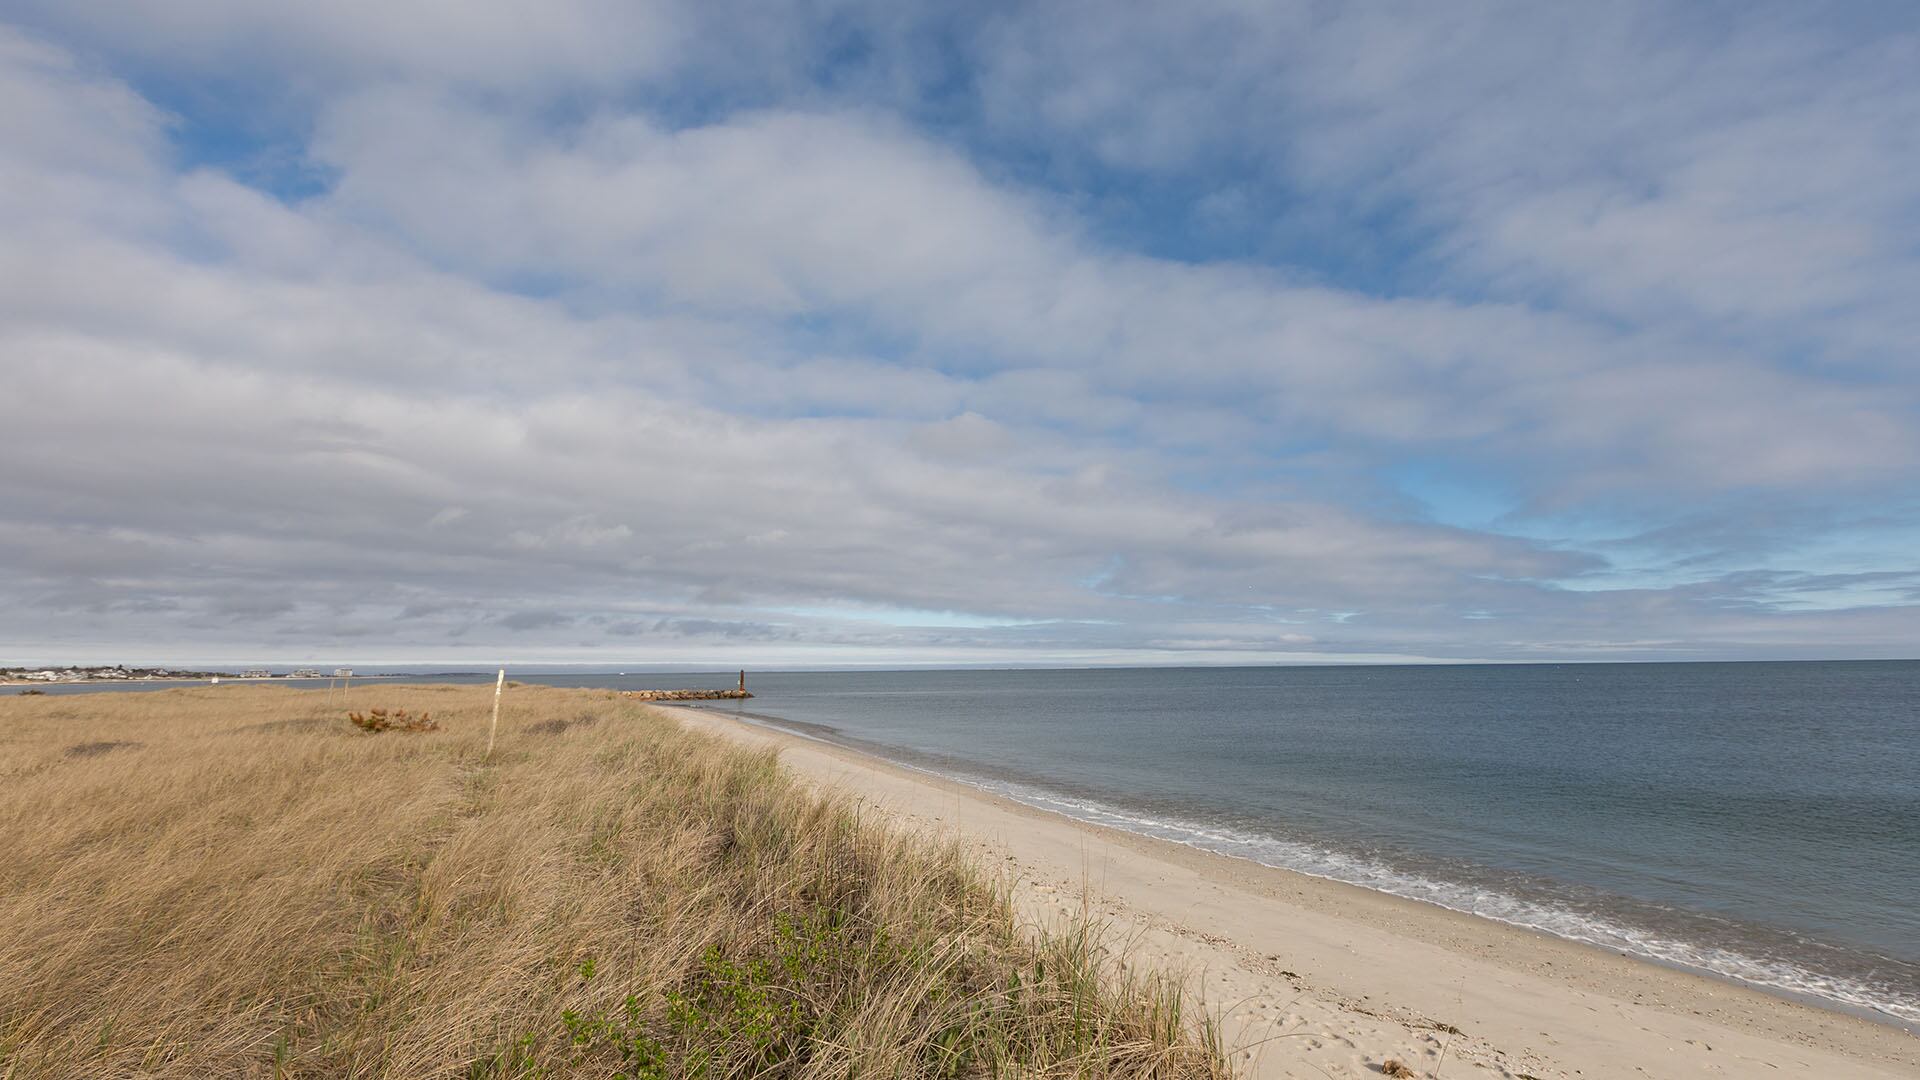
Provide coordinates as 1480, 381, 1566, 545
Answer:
0, 684, 1228, 1078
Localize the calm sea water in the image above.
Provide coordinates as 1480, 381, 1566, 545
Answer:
29, 661, 1918, 1027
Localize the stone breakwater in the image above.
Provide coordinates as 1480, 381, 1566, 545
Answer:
621, 689, 754, 701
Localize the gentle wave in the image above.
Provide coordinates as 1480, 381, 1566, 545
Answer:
965, 777, 1920, 1027
716, 707, 1920, 1027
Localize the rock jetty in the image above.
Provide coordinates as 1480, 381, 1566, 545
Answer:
622, 671, 752, 702
621, 688, 753, 701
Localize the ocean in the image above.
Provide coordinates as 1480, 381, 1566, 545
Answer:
25, 660, 1918, 1028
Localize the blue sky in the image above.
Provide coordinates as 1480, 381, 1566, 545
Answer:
1, 2, 1917, 666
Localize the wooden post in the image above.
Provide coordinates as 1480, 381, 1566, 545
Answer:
487, 669, 505, 759
738, 669, 746, 692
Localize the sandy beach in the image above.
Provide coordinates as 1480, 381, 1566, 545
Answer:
660, 704, 1920, 1079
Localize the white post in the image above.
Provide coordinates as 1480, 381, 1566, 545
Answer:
486, 668, 505, 759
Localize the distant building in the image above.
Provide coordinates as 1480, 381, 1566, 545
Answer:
241, 669, 271, 679
332, 667, 353, 678
289, 668, 322, 679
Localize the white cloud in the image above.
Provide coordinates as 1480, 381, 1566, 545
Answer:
296, 87, 1920, 497
312, 92, 1065, 317
968, 2, 1920, 357
0, 11, 1916, 665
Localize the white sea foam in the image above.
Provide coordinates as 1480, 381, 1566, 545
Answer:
963, 774, 1920, 1027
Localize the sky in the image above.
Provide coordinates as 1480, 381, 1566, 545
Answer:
2, 2, 1918, 668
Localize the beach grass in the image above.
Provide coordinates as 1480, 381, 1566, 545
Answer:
0, 684, 1228, 1078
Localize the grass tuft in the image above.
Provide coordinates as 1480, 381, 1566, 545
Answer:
347, 707, 439, 733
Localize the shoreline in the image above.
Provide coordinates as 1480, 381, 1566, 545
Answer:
694, 705, 1917, 1033
2, 677, 225, 686
658, 702, 1920, 1079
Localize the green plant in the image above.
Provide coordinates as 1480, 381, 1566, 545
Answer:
562, 997, 670, 1080
668, 946, 811, 1068
562, 935, 818, 1079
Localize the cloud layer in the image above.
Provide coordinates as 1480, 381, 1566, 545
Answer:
2, 4, 1917, 666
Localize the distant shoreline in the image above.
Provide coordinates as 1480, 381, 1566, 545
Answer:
2, 674, 403, 687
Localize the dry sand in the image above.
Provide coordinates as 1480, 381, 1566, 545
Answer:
660, 704, 1920, 1080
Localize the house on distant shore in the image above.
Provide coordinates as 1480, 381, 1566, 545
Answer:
241, 669, 270, 679
333, 667, 353, 678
